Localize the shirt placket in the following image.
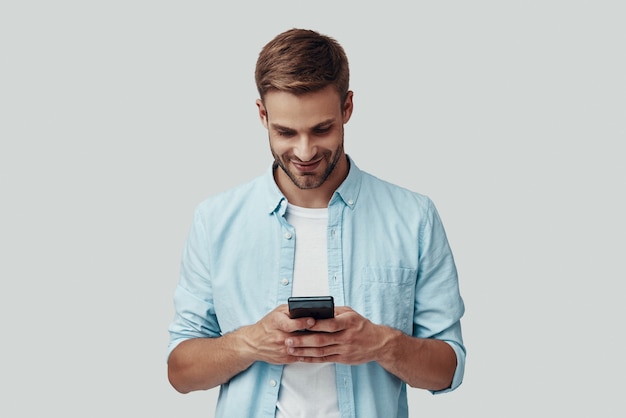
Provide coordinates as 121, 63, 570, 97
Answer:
260, 199, 296, 416
327, 196, 356, 418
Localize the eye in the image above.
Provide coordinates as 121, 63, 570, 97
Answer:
313, 126, 332, 135
276, 130, 295, 138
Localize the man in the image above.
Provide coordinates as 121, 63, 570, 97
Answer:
167, 28, 465, 418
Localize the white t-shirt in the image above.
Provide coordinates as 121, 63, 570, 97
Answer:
276, 204, 340, 418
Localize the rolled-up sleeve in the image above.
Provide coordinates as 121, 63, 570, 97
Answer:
167, 207, 221, 360
415, 199, 466, 393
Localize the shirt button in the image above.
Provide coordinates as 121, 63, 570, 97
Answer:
270, 379, 277, 387
281, 278, 289, 286
347, 199, 354, 205
284, 232, 292, 239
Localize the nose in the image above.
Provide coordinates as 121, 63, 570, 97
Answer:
293, 135, 317, 162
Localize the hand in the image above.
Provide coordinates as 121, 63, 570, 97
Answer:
240, 304, 318, 365
283, 306, 390, 365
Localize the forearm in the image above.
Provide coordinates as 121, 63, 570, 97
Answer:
376, 326, 457, 391
167, 327, 255, 393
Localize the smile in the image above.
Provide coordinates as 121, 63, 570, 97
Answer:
292, 159, 322, 173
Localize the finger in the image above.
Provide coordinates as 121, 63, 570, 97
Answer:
306, 318, 341, 333
286, 344, 340, 359
295, 355, 338, 363
267, 307, 315, 332
334, 306, 353, 315
284, 317, 316, 333
285, 330, 337, 349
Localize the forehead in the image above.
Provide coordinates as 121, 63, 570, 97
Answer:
264, 86, 342, 128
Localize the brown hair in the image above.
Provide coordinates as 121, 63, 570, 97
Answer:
255, 28, 350, 102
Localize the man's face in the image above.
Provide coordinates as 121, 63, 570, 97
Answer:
257, 86, 353, 191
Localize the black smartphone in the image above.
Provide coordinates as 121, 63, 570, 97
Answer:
288, 296, 335, 319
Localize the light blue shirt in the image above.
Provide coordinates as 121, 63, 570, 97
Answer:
168, 157, 466, 418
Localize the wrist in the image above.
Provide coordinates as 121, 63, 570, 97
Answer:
376, 325, 406, 365
227, 325, 258, 367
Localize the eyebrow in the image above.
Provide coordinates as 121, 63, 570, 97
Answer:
270, 118, 336, 132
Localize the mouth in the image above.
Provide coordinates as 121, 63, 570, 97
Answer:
292, 159, 322, 173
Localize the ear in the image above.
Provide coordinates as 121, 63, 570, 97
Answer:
256, 99, 269, 129
342, 91, 354, 123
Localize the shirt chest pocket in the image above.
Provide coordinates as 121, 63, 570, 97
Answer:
362, 266, 416, 334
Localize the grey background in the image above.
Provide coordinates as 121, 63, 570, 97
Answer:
1, 1, 624, 416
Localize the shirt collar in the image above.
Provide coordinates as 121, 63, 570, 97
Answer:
264, 155, 363, 214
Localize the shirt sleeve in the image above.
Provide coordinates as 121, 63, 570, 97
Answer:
167, 205, 221, 361
415, 198, 466, 393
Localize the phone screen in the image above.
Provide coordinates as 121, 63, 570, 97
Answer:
288, 296, 334, 319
